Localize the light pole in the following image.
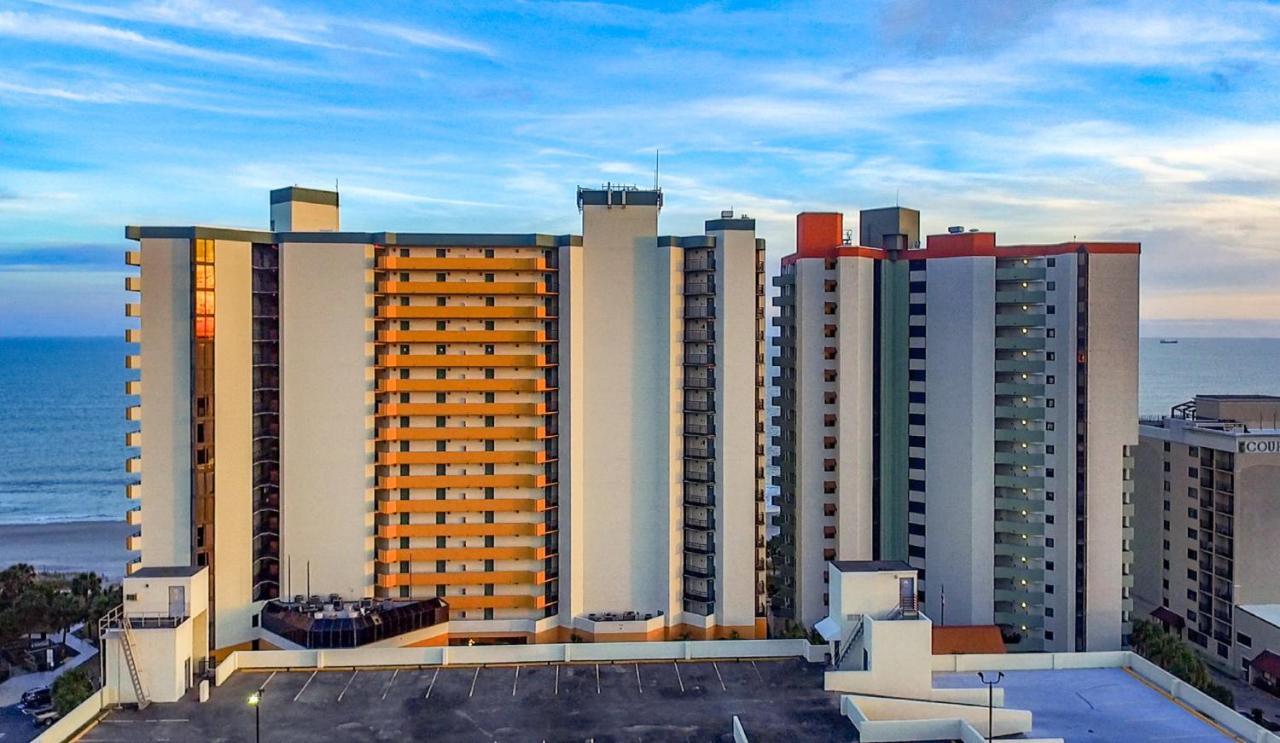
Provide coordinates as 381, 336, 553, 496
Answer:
977, 671, 1003, 742
248, 684, 265, 743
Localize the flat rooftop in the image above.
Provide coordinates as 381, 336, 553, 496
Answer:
84, 658, 851, 742
933, 668, 1232, 741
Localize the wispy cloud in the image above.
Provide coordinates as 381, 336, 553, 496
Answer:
357, 21, 494, 57
26, 0, 335, 47
0, 10, 274, 67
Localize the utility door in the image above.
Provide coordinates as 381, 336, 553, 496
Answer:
169, 585, 186, 618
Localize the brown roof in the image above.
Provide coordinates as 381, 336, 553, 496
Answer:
932, 625, 1006, 655
1251, 651, 1280, 678
1151, 606, 1185, 629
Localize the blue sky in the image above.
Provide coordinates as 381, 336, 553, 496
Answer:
1, 0, 1279, 336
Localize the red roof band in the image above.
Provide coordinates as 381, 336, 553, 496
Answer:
781, 212, 1140, 268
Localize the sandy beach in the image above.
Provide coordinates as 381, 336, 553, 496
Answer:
0, 520, 132, 581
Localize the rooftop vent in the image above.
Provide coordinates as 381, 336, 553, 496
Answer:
721, 210, 734, 218
948, 225, 964, 234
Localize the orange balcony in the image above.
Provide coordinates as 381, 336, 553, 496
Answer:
125, 484, 141, 501
126, 507, 142, 526
125, 431, 141, 447
379, 474, 553, 490
125, 303, 140, 318
124, 328, 141, 344
125, 456, 141, 475
125, 405, 141, 422
125, 355, 141, 370
378, 256, 547, 271
375, 498, 553, 514
377, 354, 551, 369
378, 329, 549, 344
375, 570, 538, 587
379, 522, 538, 538
125, 275, 141, 292
125, 531, 142, 551
440, 594, 539, 610
125, 380, 141, 396
378, 378, 552, 393
125, 250, 140, 267
379, 281, 553, 296
378, 305, 550, 320
378, 546, 542, 562
378, 426, 552, 442
379, 402, 548, 417
378, 450, 549, 466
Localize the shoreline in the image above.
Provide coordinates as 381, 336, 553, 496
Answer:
0, 519, 132, 580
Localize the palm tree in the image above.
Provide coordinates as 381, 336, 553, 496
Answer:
0, 563, 36, 602
70, 573, 102, 601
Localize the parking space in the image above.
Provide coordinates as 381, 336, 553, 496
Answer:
90, 657, 850, 741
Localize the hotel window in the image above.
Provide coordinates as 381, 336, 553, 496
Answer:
1046, 329, 1055, 338
1047, 258, 1056, 267
1238, 632, 1253, 647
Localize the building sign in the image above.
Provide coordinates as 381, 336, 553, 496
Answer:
1238, 438, 1280, 454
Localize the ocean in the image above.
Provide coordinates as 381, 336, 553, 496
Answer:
1, 336, 1279, 525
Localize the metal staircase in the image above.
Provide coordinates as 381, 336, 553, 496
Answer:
100, 605, 149, 709
833, 616, 866, 670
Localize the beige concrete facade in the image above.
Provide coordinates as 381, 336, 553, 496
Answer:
1135, 395, 1280, 676
124, 186, 766, 653
773, 217, 1139, 652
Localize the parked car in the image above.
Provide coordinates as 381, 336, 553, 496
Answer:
30, 707, 59, 727
19, 687, 52, 713
20, 686, 50, 707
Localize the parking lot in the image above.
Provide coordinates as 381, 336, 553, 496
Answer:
85, 658, 851, 741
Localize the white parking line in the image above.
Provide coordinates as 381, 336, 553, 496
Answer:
673, 661, 685, 693
595, 663, 601, 694
424, 668, 440, 699
262, 670, 278, 688
635, 663, 643, 694
750, 660, 764, 683
713, 662, 727, 691
468, 666, 480, 697
294, 670, 317, 702
512, 666, 520, 696
554, 664, 560, 695
337, 670, 358, 702
381, 668, 399, 700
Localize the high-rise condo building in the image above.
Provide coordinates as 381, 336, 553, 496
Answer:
123, 185, 766, 656
772, 210, 1139, 651
1134, 395, 1280, 676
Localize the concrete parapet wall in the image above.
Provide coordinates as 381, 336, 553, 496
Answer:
33, 689, 106, 743
214, 639, 824, 682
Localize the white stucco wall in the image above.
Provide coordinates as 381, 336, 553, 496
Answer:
279, 241, 374, 601
713, 225, 760, 629
212, 240, 256, 649
138, 237, 192, 567
923, 256, 996, 625
835, 256, 876, 563
578, 202, 670, 614
1083, 253, 1139, 649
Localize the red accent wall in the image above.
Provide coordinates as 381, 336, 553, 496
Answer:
796, 212, 843, 258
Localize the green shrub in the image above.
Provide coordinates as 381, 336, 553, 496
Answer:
52, 668, 94, 716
